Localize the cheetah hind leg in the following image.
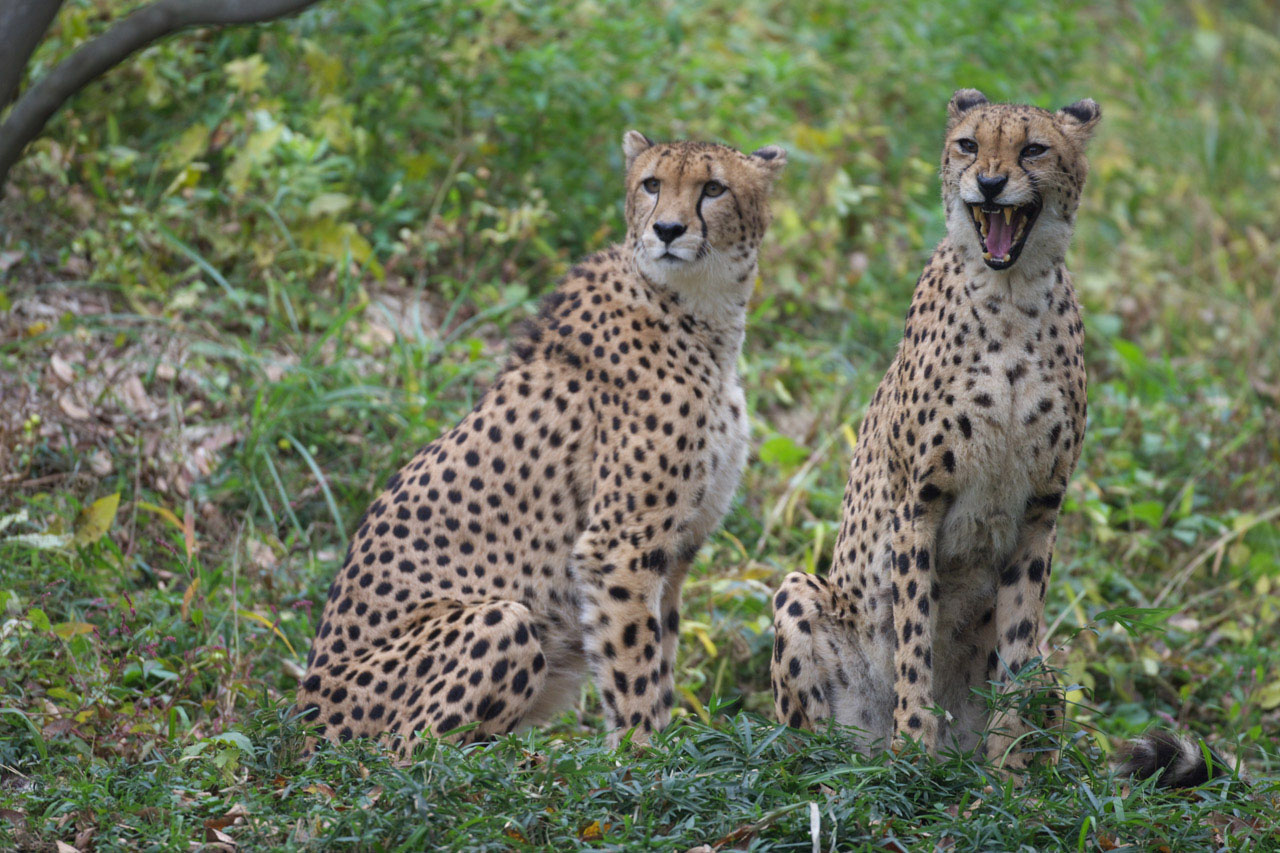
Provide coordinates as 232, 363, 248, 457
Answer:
770, 572, 891, 745
297, 599, 550, 759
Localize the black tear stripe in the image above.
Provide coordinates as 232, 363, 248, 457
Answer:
641, 189, 660, 237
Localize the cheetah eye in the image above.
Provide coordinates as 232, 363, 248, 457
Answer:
957, 138, 978, 154
642, 177, 660, 194
1021, 143, 1049, 158
703, 180, 726, 198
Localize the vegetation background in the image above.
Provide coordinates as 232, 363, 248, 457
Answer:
2, 0, 1278, 849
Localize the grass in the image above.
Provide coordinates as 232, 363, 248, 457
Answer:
2, 0, 1279, 849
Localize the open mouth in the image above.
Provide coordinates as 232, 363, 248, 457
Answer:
969, 201, 1041, 270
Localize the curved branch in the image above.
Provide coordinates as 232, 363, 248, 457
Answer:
0, 0, 320, 190
0, 0, 69, 110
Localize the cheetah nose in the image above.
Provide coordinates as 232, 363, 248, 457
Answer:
977, 174, 1008, 202
652, 221, 687, 244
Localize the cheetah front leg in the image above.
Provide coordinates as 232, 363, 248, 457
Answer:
770, 571, 838, 730
573, 525, 680, 747
654, 558, 693, 717
986, 500, 1062, 770
889, 492, 948, 753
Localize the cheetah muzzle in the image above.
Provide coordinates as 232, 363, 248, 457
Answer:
968, 199, 1041, 269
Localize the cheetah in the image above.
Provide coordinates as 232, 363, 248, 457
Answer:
298, 131, 787, 753
770, 90, 1100, 769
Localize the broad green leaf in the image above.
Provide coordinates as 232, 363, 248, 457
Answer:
1122, 500, 1165, 529
27, 608, 51, 631
758, 435, 808, 468
208, 731, 254, 753
1096, 606, 1176, 637
1112, 338, 1147, 371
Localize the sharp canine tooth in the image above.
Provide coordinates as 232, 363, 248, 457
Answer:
983, 252, 992, 260
1003, 207, 1013, 225
1002, 254, 1011, 262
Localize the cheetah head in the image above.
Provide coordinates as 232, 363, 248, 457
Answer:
622, 131, 786, 303
941, 89, 1101, 271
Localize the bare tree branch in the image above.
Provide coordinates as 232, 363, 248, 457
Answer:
0, 0, 320, 190
0, 0, 69, 111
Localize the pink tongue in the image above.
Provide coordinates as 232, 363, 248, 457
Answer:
986, 213, 1013, 258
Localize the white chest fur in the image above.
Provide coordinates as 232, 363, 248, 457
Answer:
682, 373, 749, 552
938, 278, 1060, 571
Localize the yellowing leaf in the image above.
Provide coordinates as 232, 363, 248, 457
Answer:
692, 626, 718, 658
1257, 680, 1280, 711
137, 501, 184, 532
678, 686, 710, 724
226, 124, 284, 195
73, 493, 120, 546
579, 820, 608, 841
842, 423, 859, 453
239, 609, 297, 656
182, 578, 201, 622
162, 124, 210, 171
225, 54, 269, 94
307, 193, 352, 218
303, 41, 344, 94
52, 622, 95, 640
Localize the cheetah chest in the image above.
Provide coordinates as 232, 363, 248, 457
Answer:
681, 378, 749, 552
938, 312, 1065, 570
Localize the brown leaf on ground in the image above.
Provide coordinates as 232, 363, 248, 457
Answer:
1, 284, 242, 500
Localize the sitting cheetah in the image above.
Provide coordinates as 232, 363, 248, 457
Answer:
298, 131, 786, 752
771, 90, 1100, 768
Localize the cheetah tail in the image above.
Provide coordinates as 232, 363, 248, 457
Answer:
1116, 730, 1240, 789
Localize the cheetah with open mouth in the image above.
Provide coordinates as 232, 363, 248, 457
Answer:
770, 89, 1100, 769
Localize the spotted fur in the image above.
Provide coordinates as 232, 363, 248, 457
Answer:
298, 132, 785, 753
770, 90, 1101, 769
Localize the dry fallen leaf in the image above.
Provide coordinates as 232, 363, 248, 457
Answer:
304, 783, 336, 800
58, 394, 91, 421
50, 353, 75, 384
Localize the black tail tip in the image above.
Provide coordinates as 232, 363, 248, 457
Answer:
1117, 730, 1237, 789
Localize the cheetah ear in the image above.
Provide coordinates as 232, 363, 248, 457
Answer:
622, 130, 654, 173
1055, 98, 1102, 142
947, 88, 989, 127
749, 145, 788, 181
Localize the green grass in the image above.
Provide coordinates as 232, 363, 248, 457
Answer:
2, 0, 1279, 849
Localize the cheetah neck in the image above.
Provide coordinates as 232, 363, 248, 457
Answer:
633, 256, 753, 363
946, 237, 1064, 312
